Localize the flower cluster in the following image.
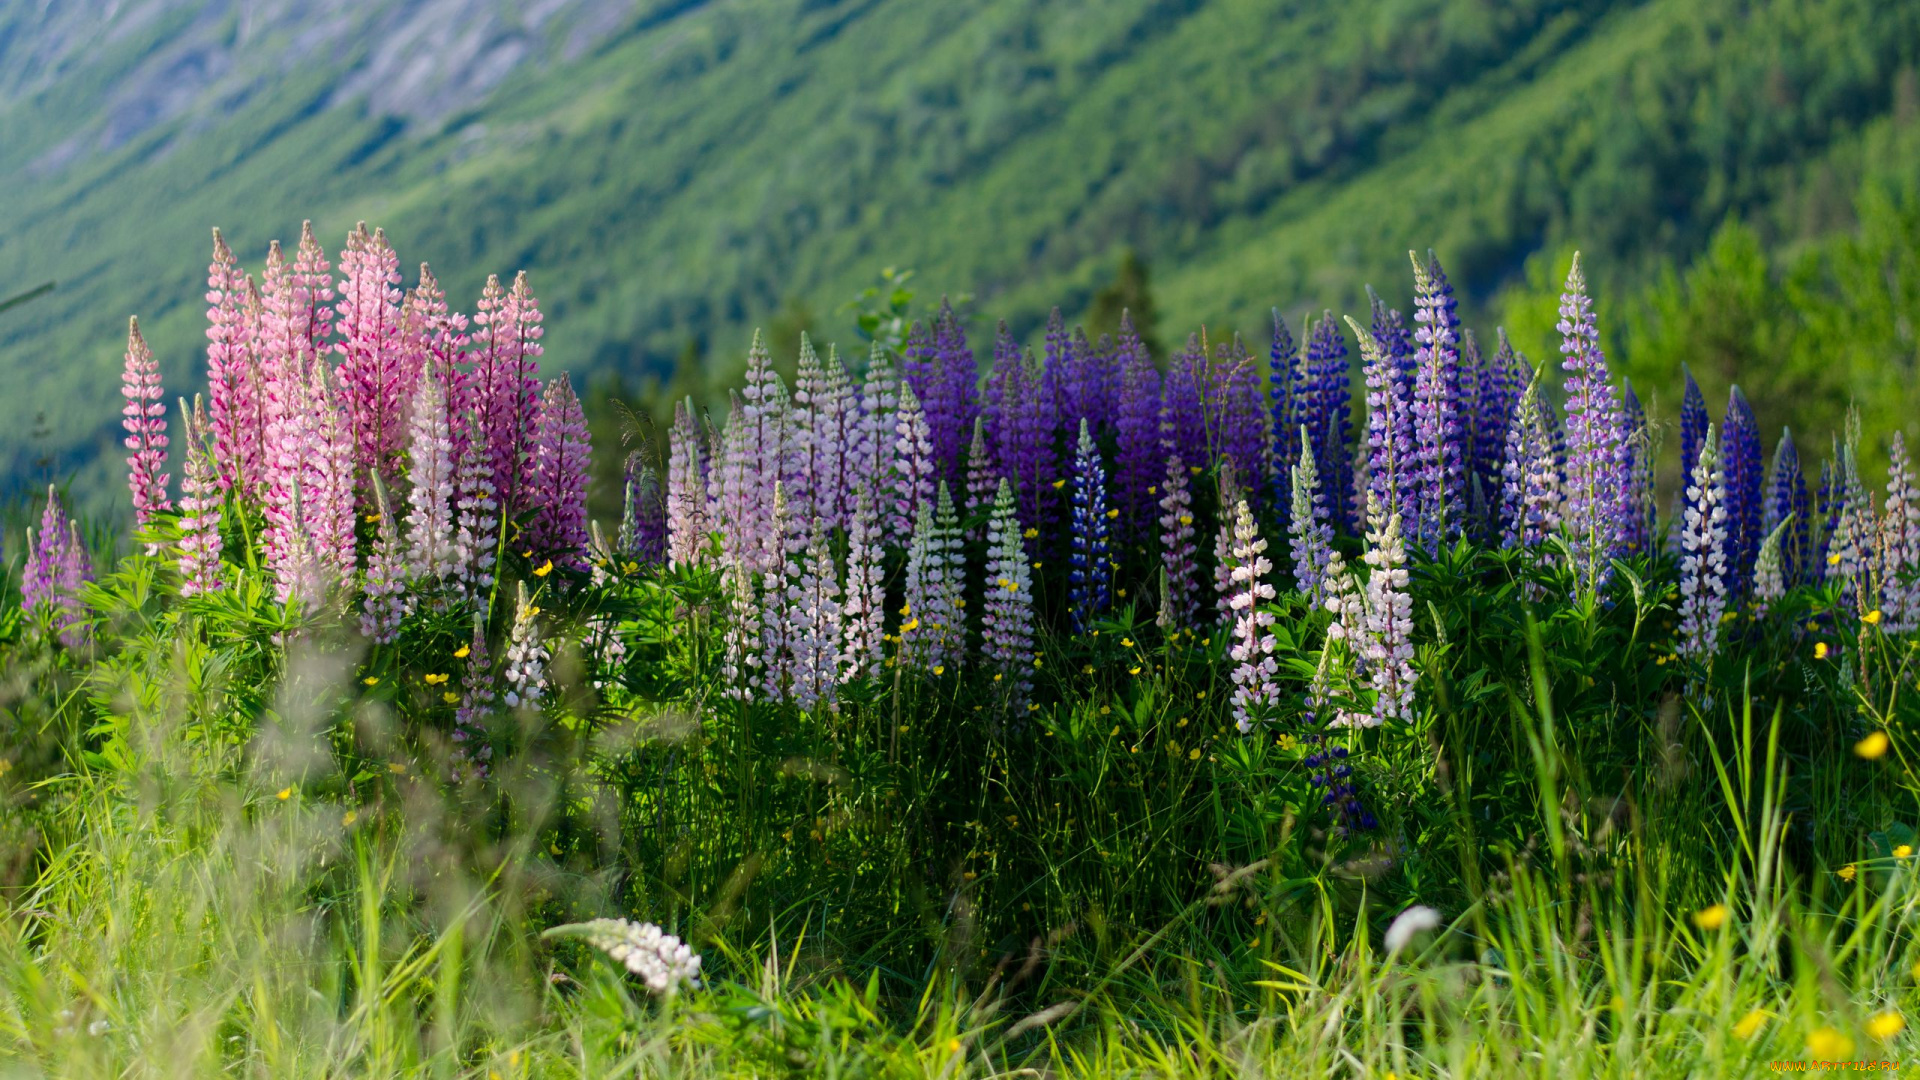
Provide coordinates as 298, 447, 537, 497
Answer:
558, 919, 703, 998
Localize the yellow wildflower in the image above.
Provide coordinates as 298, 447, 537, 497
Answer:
1865, 609, 1884, 626
1856, 731, 1890, 759
533, 559, 553, 577
443, 692, 459, 704
1867, 1011, 1905, 1040
1691, 904, 1729, 931
342, 810, 358, 827
1840, 864, 1858, 882
276, 787, 292, 801
363, 676, 380, 686
1807, 1026, 1853, 1058
1733, 1009, 1768, 1040
1898, 845, 1914, 859
1815, 642, 1830, 659
424, 673, 449, 685
454, 645, 470, 659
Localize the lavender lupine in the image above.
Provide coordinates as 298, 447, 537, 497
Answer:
666, 400, 709, 568
502, 582, 549, 708
981, 479, 1036, 707
1301, 315, 1354, 534
121, 317, 171, 542
451, 411, 499, 601
757, 485, 799, 700
1676, 424, 1730, 661
839, 484, 887, 681
1722, 387, 1764, 598
1069, 420, 1113, 633
1409, 253, 1465, 551
894, 383, 937, 531
1360, 494, 1416, 725
811, 345, 860, 530
22, 489, 73, 631
1348, 315, 1416, 541
1882, 432, 1920, 632
529, 375, 591, 569
1765, 430, 1810, 586
469, 273, 543, 519
964, 416, 996, 541
1825, 432, 1875, 603
783, 517, 843, 710
1158, 454, 1200, 629
1555, 254, 1626, 595
1225, 499, 1280, 733
361, 486, 408, 643
1114, 317, 1163, 537
1499, 367, 1561, 552
405, 373, 458, 583
851, 343, 904, 537
335, 224, 416, 485
1288, 429, 1335, 604
1617, 379, 1655, 557
176, 397, 226, 596
205, 229, 263, 496
985, 326, 1056, 529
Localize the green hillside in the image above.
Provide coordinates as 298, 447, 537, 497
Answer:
2, 0, 1917, 515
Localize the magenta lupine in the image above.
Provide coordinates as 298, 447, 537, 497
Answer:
205, 229, 263, 496
895, 383, 937, 531
1883, 432, 1920, 632
1676, 424, 1729, 661
21, 488, 68, 625
1226, 499, 1280, 734
839, 484, 887, 682
502, 582, 548, 708
404, 264, 470, 451
1555, 254, 1626, 595
260, 345, 314, 604
469, 273, 544, 519
964, 415, 997, 542
1158, 454, 1200, 628
1288, 429, 1334, 604
121, 316, 172, 541
1360, 494, 1416, 725
529, 374, 591, 569
451, 410, 499, 601
1409, 253, 1465, 552
405, 372, 458, 583
981, 478, 1035, 708
851, 343, 905, 538
176, 397, 226, 596
305, 361, 359, 581
1498, 367, 1561, 552
1347, 315, 1415, 540
666, 400, 710, 568
453, 614, 495, 779
1114, 315, 1163, 537
361, 485, 408, 643
335, 224, 416, 486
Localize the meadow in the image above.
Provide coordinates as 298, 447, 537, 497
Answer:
1, 221, 1918, 1078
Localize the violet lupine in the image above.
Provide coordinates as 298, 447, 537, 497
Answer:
926, 301, 980, 488
985, 325, 1056, 529
665, 399, 710, 568
1288, 428, 1335, 604
1348, 315, 1415, 543
1499, 367, 1561, 553
895, 383, 937, 532
902, 482, 963, 672
361, 485, 408, 643
502, 582, 549, 708
1068, 419, 1113, 633
1765, 429, 1810, 586
452, 614, 495, 779
1368, 287, 1416, 408
1158, 454, 1200, 629
1225, 499, 1280, 733
469, 273, 543, 520
964, 416, 997, 541
1114, 315, 1163, 538
1158, 343, 1206, 479
1301, 314, 1354, 534
621, 454, 668, 568
1882, 432, 1920, 633
1409, 253, 1465, 552
1676, 424, 1729, 661
528, 374, 591, 570
335, 224, 416, 486
1360, 493, 1416, 725
1722, 387, 1764, 599
1456, 327, 1483, 505
1679, 364, 1708, 507
786, 337, 826, 523
121, 316, 172, 543
839, 484, 887, 682
852, 343, 904, 538
176, 397, 226, 596
405, 372, 458, 583
451, 410, 500, 602
1752, 517, 1792, 619
981, 478, 1035, 708
1268, 311, 1300, 500
205, 228, 263, 496
305, 361, 359, 581
1616, 379, 1655, 558
1473, 328, 1526, 507
1554, 254, 1626, 596
1218, 335, 1270, 505
22, 488, 86, 642
757, 484, 799, 700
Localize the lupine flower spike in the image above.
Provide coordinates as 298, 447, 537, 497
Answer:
1069, 419, 1114, 633
1158, 455, 1200, 628
1676, 424, 1730, 661
121, 316, 171, 547
405, 372, 458, 584
1226, 499, 1280, 733
981, 478, 1036, 709
1360, 493, 1416, 725
176, 397, 226, 596
502, 582, 549, 708
1288, 428, 1335, 603
1554, 254, 1626, 596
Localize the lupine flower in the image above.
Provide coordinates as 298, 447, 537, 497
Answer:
1267, 311, 1300, 501
1676, 424, 1730, 661
403, 263, 470, 446
176, 397, 226, 596
1301, 314, 1354, 534
552, 919, 702, 998
786, 516, 843, 710
260, 311, 314, 603
1158, 343, 1206, 479
1045, 313, 1113, 442
1499, 366, 1561, 552
1680, 365, 1708, 491
453, 613, 495, 779
840, 484, 887, 681
1825, 425, 1875, 605
502, 582, 549, 708
895, 383, 937, 532
1225, 499, 1280, 733
927, 300, 980, 488
205, 228, 264, 497
721, 551, 764, 700
121, 316, 172, 543
1409, 252, 1465, 552
22, 487, 89, 644
451, 410, 499, 602
1765, 429, 1810, 586
1752, 516, 1792, 619
1815, 451, 1841, 572
1114, 316, 1163, 538
1348, 316, 1415, 542
1554, 254, 1626, 596
335, 224, 416, 486
1367, 287, 1415, 406
621, 453, 668, 568
851, 343, 904, 538
1722, 387, 1764, 598
1616, 379, 1655, 557
405, 372, 458, 583
1883, 432, 1920, 633
360, 483, 409, 644
803, 342, 859, 530
529, 374, 591, 570
1472, 328, 1527, 512
981, 478, 1035, 708
757, 486, 799, 701
1069, 419, 1113, 633
1207, 335, 1268, 503
985, 324, 1056, 529
304, 360, 359, 581
720, 339, 794, 575
902, 482, 964, 671
964, 415, 997, 542
1158, 454, 1200, 629
1301, 641, 1376, 832
469, 273, 543, 519
1360, 493, 1416, 725
666, 399, 710, 568
1288, 428, 1335, 604
786, 335, 828, 523
1212, 460, 1243, 623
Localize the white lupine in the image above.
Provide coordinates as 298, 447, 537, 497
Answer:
1157, 455, 1199, 628
1226, 499, 1279, 733
404, 372, 458, 582
1752, 515, 1792, 619
565, 919, 702, 997
1212, 462, 1242, 624
759, 485, 799, 701
502, 583, 548, 709
721, 555, 763, 701
1361, 493, 1416, 725
850, 343, 903, 537
1288, 429, 1333, 604
666, 399, 710, 569
894, 384, 936, 542
839, 484, 887, 682
1676, 425, 1729, 661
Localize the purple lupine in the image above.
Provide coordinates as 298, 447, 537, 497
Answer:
621, 453, 668, 568
1883, 432, 1920, 633
205, 229, 263, 497
305, 360, 359, 582
851, 343, 905, 539
1159, 342, 1206, 478
1288, 428, 1335, 604
405, 372, 458, 583
1555, 254, 1626, 596
121, 317, 172, 542
981, 478, 1035, 708
451, 410, 499, 601
1676, 424, 1729, 661
1041, 308, 1072, 445
895, 383, 937, 531
1301, 314, 1354, 534
469, 273, 543, 520
1616, 379, 1655, 558
1764, 429, 1810, 586
728, 334, 793, 574
1368, 287, 1416, 405
529, 374, 591, 570
335, 224, 417, 487
1348, 315, 1415, 546
361, 485, 408, 643
1268, 311, 1300, 503
985, 324, 1057, 530
1722, 387, 1764, 599
1360, 493, 1416, 725
904, 301, 977, 488
964, 415, 997, 542
1825, 438, 1874, 606
1680, 365, 1708, 497
452, 613, 495, 779
176, 397, 226, 596
1158, 454, 1200, 629
839, 484, 887, 682
1473, 328, 1526, 509
806, 344, 859, 531
1226, 498, 1280, 733
666, 399, 709, 569
1210, 335, 1268, 506
1456, 327, 1483, 512
1409, 253, 1465, 552
21, 488, 70, 629
1068, 419, 1113, 633
1114, 314, 1163, 538
1499, 367, 1561, 553
786, 335, 828, 524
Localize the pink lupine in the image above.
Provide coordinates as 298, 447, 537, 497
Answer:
304, 360, 359, 581
839, 484, 887, 682
1158, 455, 1199, 629
176, 396, 226, 596
529, 374, 591, 569
451, 410, 499, 602
205, 228, 263, 496
121, 316, 172, 542
981, 478, 1035, 708
261, 343, 314, 603
1226, 499, 1279, 734
666, 399, 710, 568
405, 372, 458, 583
468, 273, 543, 519
361, 485, 409, 643
403, 263, 469, 439
335, 224, 417, 485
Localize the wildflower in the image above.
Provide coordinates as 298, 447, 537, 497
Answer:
1734, 1009, 1769, 1040
1856, 731, 1890, 759
360, 482, 409, 643
276, 788, 292, 800
1897, 845, 1913, 859
1288, 429, 1336, 603
343, 810, 358, 826
902, 482, 965, 672
1806, 1027, 1853, 1059
665, 400, 710, 569
1498, 364, 1561, 553
363, 676, 379, 686
1815, 642, 1830, 660
1864, 609, 1883, 626
1840, 864, 1858, 882
1691, 904, 1729, 931
548, 919, 702, 998
984, 325, 1057, 529
176, 397, 227, 596
963, 416, 997, 542
1408, 253, 1466, 551
424, 673, 449, 685
1868, 1011, 1905, 1040
1299, 314, 1355, 533
451, 410, 500, 602
404, 372, 459, 582
1721, 387, 1765, 599
453, 613, 496, 778
894, 383, 937, 542
455, 645, 470, 659
1115, 317, 1163, 534
120, 317, 172, 544
1225, 500, 1280, 734
502, 583, 549, 709
1361, 494, 1417, 725
1383, 905, 1443, 954
1069, 420, 1114, 633
203, 229, 264, 499
470, 271, 543, 519
982, 480, 1036, 708
1882, 432, 1920, 631
784, 516, 843, 710
443, 692, 459, 704
1751, 515, 1792, 618
1554, 254, 1627, 596
528, 375, 591, 569
1676, 425, 1730, 662
1158, 454, 1200, 628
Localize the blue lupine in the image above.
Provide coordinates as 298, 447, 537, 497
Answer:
1114, 315, 1163, 538
1617, 378, 1655, 558
1069, 419, 1113, 633
1555, 254, 1626, 596
1765, 429, 1810, 585
1722, 386, 1764, 599
1302, 314, 1354, 534
1268, 310, 1300, 503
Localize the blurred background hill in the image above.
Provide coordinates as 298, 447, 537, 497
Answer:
1, 0, 1917, 516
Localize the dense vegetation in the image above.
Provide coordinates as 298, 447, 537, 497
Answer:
2, 0, 1918, 515
1, 219, 1919, 1077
